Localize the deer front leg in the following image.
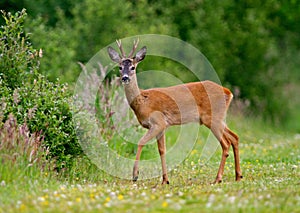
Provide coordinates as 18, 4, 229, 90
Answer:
133, 112, 166, 182
157, 132, 169, 184
213, 141, 229, 184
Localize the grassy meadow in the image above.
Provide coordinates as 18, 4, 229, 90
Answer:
1, 6, 300, 213
0, 116, 299, 213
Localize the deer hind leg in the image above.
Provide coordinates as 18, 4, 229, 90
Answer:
210, 122, 231, 184
224, 126, 243, 181
157, 132, 169, 184
133, 112, 166, 182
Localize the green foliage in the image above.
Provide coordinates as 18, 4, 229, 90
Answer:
26, 15, 79, 82
71, 0, 175, 62
0, 76, 82, 169
4, 77, 81, 162
0, 114, 50, 183
1, 1, 300, 131
0, 9, 39, 90
0, 9, 82, 169
0, 116, 299, 212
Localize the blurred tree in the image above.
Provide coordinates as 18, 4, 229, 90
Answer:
71, 0, 175, 62
0, 0, 78, 26
1, 0, 300, 129
26, 13, 79, 82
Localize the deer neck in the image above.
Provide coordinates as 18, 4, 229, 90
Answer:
124, 74, 140, 105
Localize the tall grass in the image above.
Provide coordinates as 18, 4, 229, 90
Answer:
0, 114, 49, 182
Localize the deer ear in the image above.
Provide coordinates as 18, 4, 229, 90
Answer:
134, 46, 147, 63
107, 46, 121, 63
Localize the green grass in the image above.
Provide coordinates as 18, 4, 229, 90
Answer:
0, 116, 299, 213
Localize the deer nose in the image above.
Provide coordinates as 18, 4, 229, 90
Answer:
121, 75, 130, 83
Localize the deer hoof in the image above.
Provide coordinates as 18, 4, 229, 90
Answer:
132, 169, 139, 182
133, 176, 138, 182
162, 180, 170, 185
211, 179, 222, 185
236, 175, 243, 181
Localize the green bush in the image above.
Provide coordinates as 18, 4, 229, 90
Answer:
25, 13, 79, 83
0, 9, 82, 169
1, 77, 82, 167
0, 9, 39, 90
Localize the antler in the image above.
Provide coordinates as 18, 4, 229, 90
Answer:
116, 39, 126, 58
128, 38, 140, 58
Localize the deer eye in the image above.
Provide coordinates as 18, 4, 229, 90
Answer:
119, 66, 122, 70
131, 66, 135, 70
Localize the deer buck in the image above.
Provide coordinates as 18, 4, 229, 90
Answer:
107, 39, 243, 184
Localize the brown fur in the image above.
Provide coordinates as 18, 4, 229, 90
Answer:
128, 80, 242, 184
107, 42, 243, 184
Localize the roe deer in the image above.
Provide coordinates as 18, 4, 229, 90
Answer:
107, 39, 243, 184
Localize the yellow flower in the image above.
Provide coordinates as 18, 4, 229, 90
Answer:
42, 201, 49, 206
162, 201, 168, 208
191, 149, 198, 155
90, 193, 95, 200
19, 204, 26, 212
105, 197, 111, 202
117, 194, 124, 200
76, 197, 81, 203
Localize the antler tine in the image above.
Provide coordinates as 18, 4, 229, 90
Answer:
128, 38, 140, 58
116, 39, 126, 58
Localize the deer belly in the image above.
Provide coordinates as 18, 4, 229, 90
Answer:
164, 106, 200, 126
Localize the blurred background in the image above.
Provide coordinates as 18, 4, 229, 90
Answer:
1, 0, 299, 132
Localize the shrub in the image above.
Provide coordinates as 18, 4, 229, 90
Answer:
0, 9, 39, 90
1, 76, 82, 167
0, 9, 82, 169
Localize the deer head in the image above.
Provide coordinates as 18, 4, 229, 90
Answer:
107, 39, 147, 84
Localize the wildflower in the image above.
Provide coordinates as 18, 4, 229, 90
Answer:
37, 196, 45, 202
206, 194, 215, 208
109, 191, 116, 198
39, 48, 43, 58
19, 204, 26, 211
41, 200, 49, 206
104, 202, 111, 208
117, 194, 124, 200
162, 201, 168, 208
90, 193, 95, 200
165, 193, 172, 198
292, 165, 298, 170
228, 196, 236, 204
191, 150, 197, 155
